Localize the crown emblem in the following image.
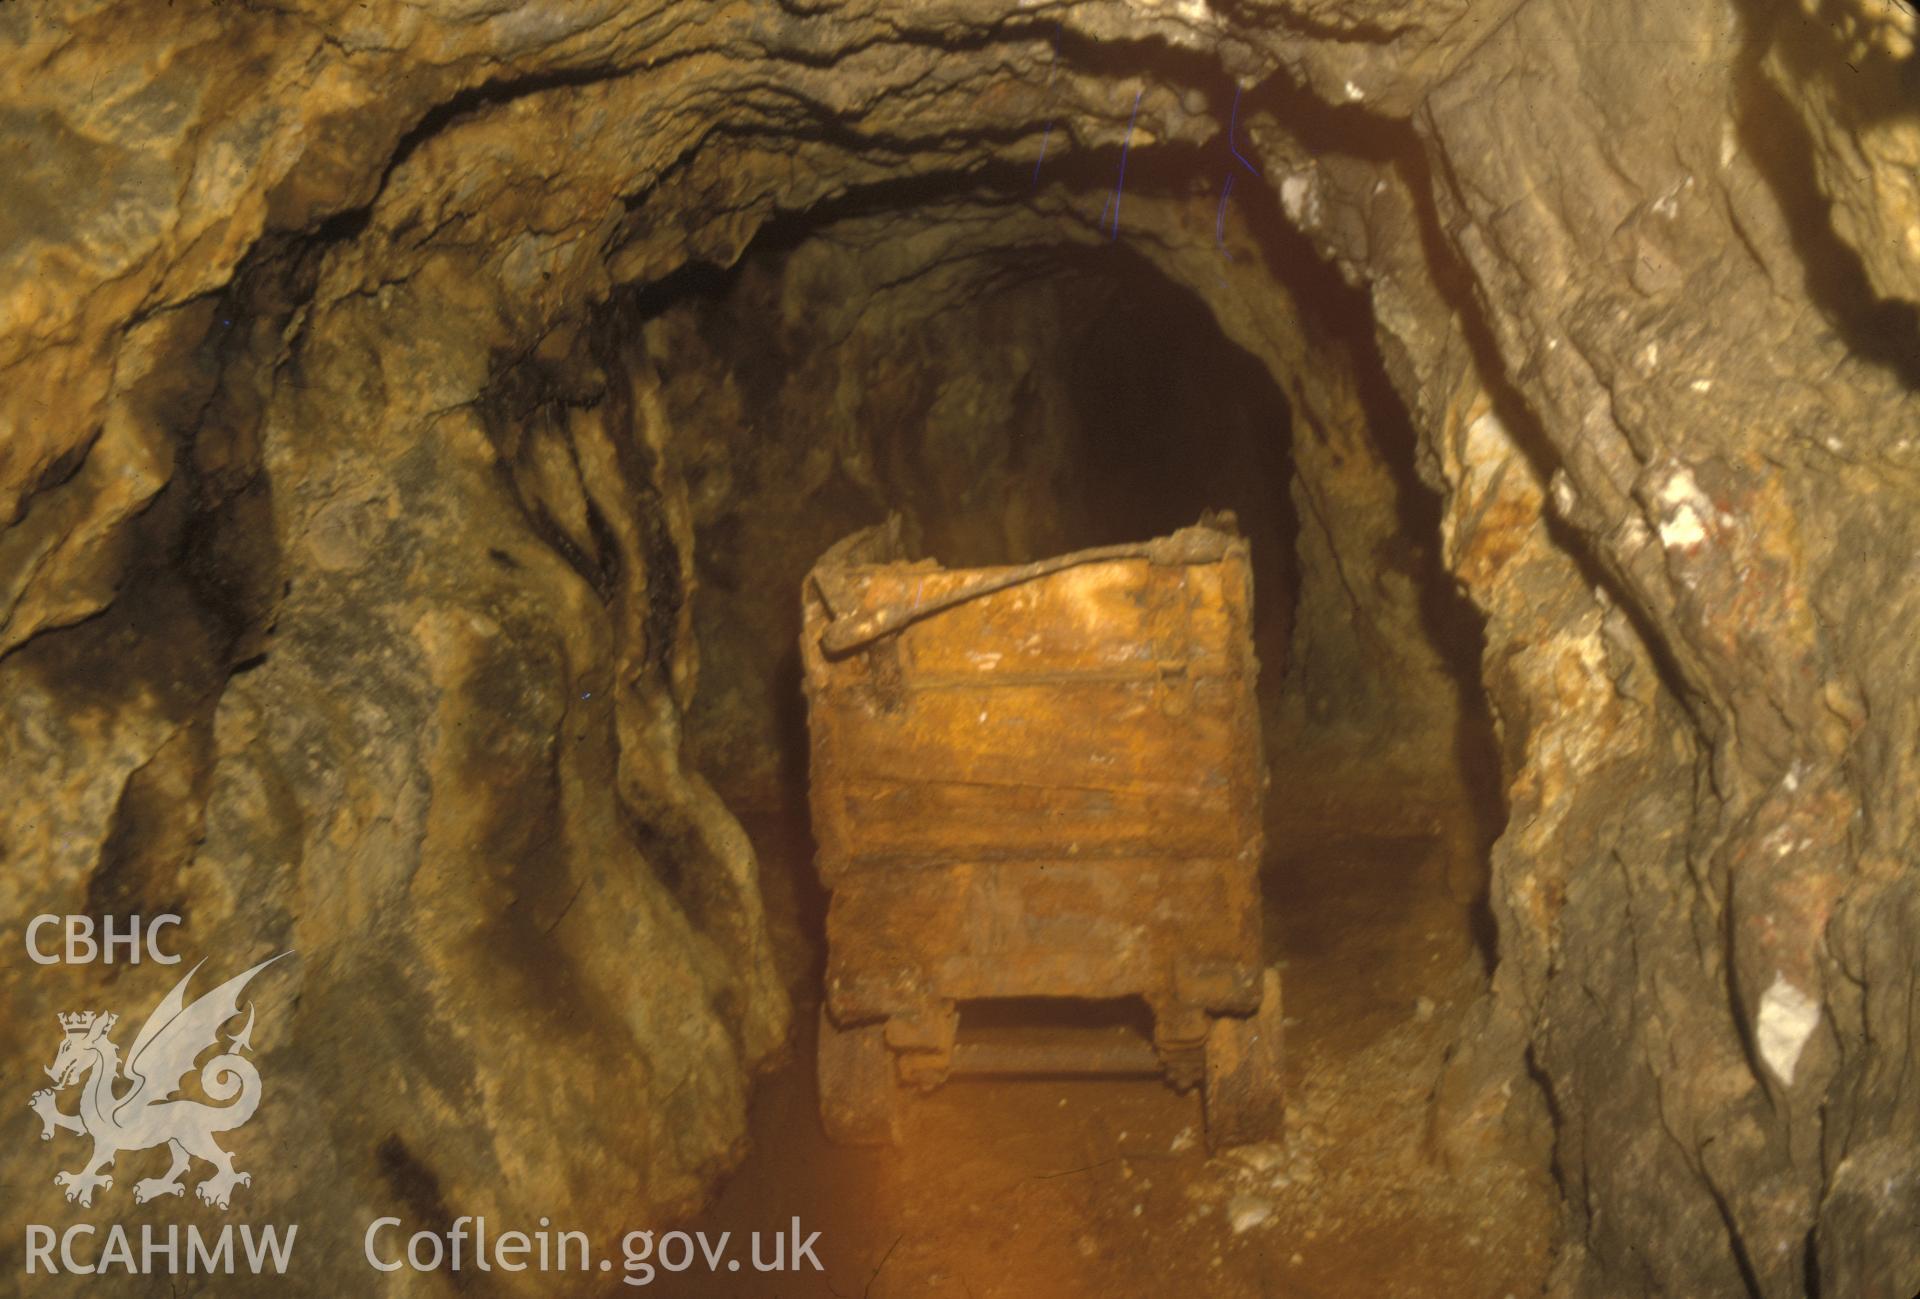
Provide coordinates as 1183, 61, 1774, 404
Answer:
57, 1012, 99, 1034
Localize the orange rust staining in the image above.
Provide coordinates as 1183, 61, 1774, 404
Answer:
1457, 492, 1541, 589
1438, 390, 1547, 591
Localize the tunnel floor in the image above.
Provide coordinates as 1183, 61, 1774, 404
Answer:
672, 768, 1554, 1299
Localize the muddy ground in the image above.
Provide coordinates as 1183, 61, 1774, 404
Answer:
670, 794, 1556, 1299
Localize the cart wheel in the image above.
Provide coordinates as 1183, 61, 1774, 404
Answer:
1203, 967, 1285, 1152
817, 1007, 901, 1146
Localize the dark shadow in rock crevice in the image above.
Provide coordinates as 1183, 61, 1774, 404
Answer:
1732, 0, 1920, 391
1187, 110, 1507, 965
21, 246, 301, 947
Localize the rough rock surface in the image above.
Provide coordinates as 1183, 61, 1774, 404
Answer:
2, 0, 1916, 1294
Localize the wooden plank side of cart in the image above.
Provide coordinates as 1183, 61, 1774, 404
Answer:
822, 857, 1261, 1004
804, 551, 1262, 879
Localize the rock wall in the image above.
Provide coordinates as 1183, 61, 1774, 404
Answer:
1, 0, 1915, 1294
1393, 2, 1920, 1291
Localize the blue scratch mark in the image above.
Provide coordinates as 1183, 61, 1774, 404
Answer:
1031, 121, 1053, 187
1106, 89, 1143, 241
1228, 85, 1259, 176
1215, 173, 1236, 258
1032, 24, 1062, 188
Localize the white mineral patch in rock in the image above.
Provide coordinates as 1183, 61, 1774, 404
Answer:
1343, 79, 1364, 101
1227, 1194, 1276, 1233
1280, 172, 1319, 227
1660, 503, 1706, 549
1659, 466, 1701, 508
1756, 972, 1821, 1086
1551, 471, 1578, 517
1658, 467, 1710, 548
1466, 408, 1511, 461
1650, 176, 1691, 219
1227, 1141, 1285, 1175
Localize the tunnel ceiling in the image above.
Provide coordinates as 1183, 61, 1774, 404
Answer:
5, 1, 1920, 1295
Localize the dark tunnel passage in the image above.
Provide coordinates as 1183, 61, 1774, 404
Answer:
660, 237, 1303, 812
616, 213, 1529, 1297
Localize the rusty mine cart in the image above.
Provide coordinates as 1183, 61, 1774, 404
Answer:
802, 518, 1283, 1151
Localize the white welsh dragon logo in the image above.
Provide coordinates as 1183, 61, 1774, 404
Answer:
28, 954, 290, 1210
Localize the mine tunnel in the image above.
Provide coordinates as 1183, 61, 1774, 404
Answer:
5, 3, 1920, 1298
642, 190, 1517, 1295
